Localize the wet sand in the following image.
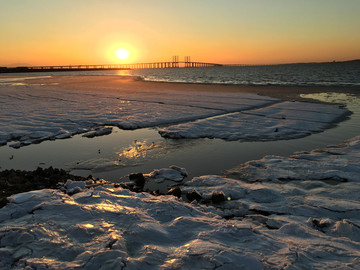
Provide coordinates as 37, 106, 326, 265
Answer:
3, 74, 359, 102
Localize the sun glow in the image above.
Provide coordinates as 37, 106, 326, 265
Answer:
115, 48, 130, 61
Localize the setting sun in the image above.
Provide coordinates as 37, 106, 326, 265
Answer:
115, 49, 130, 61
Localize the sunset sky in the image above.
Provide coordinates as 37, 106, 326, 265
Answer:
1, 0, 359, 66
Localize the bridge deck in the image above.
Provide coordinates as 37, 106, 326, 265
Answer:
0, 61, 223, 73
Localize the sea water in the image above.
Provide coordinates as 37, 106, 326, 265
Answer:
3, 61, 360, 87
128, 61, 360, 87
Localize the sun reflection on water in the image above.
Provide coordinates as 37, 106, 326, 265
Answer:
65, 132, 200, 174
117, 140, 163, 160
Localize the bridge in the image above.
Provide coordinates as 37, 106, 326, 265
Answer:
0, 60, 223, 73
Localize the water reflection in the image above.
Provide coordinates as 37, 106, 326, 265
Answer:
66, 137, 199, 173
118, 140, 160, 160
0, 76, 53, 85
83, 224, 95, 229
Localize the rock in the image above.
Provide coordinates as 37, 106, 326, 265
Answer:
210, 191, 226, 204
169, 165, 188, 177
120, 182, 135, 191
0, 167, 87, 208
150, 190, 164, 196
186, 189, 202, 202
129, 173, 145, 189
167, 187, 182, 198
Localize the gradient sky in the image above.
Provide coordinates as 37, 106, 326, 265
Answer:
1, 0, 360, 66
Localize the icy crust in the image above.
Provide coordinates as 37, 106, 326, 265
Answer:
1, 138, 360, 269
147, 165, 188, 183
0, 84, 279, 147
226, 136, 360, 182
159, 101, 349, 141
0, 188, 266, 269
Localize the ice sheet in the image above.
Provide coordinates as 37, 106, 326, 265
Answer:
0, 84, 280, 147
159, 101, 349, 141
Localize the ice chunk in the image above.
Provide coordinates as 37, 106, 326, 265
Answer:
82, 127, 113, 138
148, 166, 187, 183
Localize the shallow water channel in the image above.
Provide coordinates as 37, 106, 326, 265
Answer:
0, 93, 359, 183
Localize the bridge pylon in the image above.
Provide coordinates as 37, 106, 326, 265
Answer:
172, 56, 179, 68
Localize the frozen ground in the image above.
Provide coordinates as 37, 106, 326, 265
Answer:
0, 81, 348, 148
1, 137, 360, 269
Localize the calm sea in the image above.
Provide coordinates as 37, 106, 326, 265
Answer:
129, 61, 360, 87
3, 61, 360, 87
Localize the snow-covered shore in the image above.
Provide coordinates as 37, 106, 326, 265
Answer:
1, 137, 360, 269
1, 76, 359, 269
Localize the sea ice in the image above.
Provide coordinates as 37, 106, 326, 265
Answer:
82, 127, 113, 138
1, 82, 348, 147
147, 165, 188, 183
159, 101, 349, 141
1, 137, 360, 269
226, 136, 360, 182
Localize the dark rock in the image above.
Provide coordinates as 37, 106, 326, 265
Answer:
149, 189, 164, 196
132, 186, 143, 193
167, 187, 182, 198
0, 167, 87, 208
186, 189, 202, 202
129, 173, 145, 188
312, 218, 332, 230
274, 128, 278, 132
120, 182, 135, 191
210, 191, 226, 204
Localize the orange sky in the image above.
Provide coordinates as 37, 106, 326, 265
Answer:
1, 0, 359, 66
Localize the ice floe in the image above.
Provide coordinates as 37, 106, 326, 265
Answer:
148, 165, 188, 183
82, 127, 113, 138
1, 82, 349, 147
226, 136, 360, 182
159, 101, 349, 141
0, 84, 280, 147
1, 137, 360, 269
